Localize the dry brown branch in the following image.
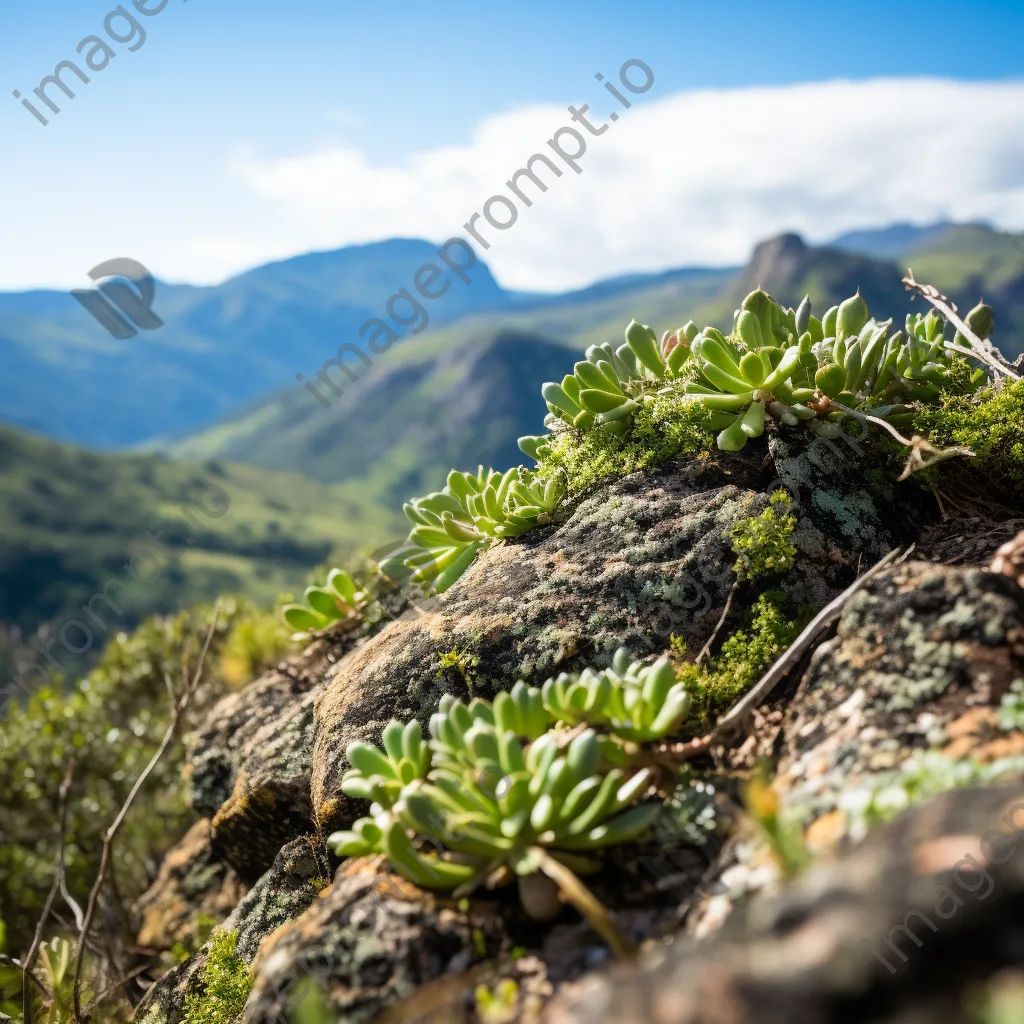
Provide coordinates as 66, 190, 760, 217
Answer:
531, 847, 635, 959
828, 401, 975, 480
663, 547, 912, 765
695, 578, 739, 666
22, 761, 75, 1024
71, 602, 221, 1022
902, 270, 1020, 380
708, 546, 911, 742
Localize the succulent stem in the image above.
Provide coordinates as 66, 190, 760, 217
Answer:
530, 846, 636, 959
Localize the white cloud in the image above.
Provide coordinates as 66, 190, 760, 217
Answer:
1, 78, 1021, 293
228, 76, 1024, 292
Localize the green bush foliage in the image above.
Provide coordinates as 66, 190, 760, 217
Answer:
0, 601, 254, 955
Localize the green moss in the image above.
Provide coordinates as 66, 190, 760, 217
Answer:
538, 386, 714, 497
728, 491, 797, 581
910, 379, 1024, 484
680, 592, 800, 730
436, 648, 480, 693
183, 930, 252, 1024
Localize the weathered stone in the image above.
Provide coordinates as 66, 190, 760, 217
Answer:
135, 819, 247, 953
545, 778, 1024, 1024
132, 947, 208, 1024
186, 634, 356, 881
776, 561, 1024, 822
241, 858, 511, 1024
311, 450, 909, 831
223, 835, 329, 962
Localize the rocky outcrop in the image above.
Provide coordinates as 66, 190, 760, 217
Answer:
778, 560, 1024, 818
138, 440, 992, 1024
135, 819, 247, 953
185, 628, 367, 882
311, 444, 923, 832
242, 859, 512, 1024
547, 778, 1024, 1024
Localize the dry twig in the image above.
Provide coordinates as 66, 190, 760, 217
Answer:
71, 602, 221, 1022
903, 270, 1020, 380
829, 401, 975, 480
695, 579, 739, 666
671, 547, 912, 763
710, 546, 911, 742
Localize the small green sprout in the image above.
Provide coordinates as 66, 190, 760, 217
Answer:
476, 978, 519, 1024
381, 465, 564, 595
281, 567, 367, 639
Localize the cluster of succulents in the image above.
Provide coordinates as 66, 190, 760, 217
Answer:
380, 465, 563, 594
328, 651, 688, 925
281, 567, 368, 638
532, 319, 698, 442
674, 288, 991, 451
520, 287, 995, 459
387, 285, 996, 602
540, 649, 692, 747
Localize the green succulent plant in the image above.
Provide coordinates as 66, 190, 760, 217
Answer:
327, 653, 692, 946
380, 465, 564, 595
540, 650, 691, 747
281, 567, 367, 638
537, 318, 698, 439
517, 286, 995, 464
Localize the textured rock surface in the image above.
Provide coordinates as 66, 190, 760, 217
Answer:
545, 779, 1024, 1024
223, 835, 328, 962
186, 631, 361, 881
311, 447, 919, 831
132, 837, 330, 1024
777, 561, 1024, 821
135, 819, 247, 952
134, 445, 950, 1023
241, 858, 511, 1024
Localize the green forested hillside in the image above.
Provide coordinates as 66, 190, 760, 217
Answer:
167, 226, 1024, 501
0, 426, 402, 638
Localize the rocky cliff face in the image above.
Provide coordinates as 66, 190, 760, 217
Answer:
131, 436, 1024, 1024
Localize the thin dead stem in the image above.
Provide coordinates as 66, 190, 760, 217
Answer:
695, 578, 739, 666
903, 270, 1020, 380
71, 602, 221, 1022
829, 401, 975, 480
667, 547, 912, 763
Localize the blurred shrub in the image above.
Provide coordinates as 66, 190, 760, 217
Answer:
0, 596, 295, 963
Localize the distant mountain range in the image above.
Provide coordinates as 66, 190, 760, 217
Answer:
0, 424, 401, 641
2, 221, 1022, 646
2, 222, 1022, 457
165, 222, 1024, 507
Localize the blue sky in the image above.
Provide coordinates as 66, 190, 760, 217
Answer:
2, 0, 1023, 290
